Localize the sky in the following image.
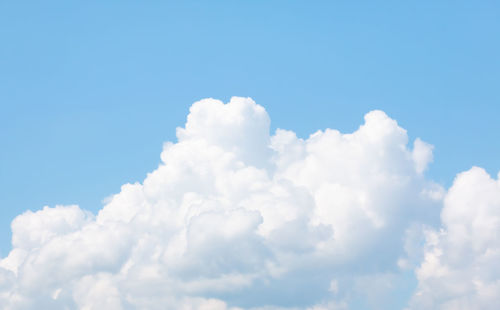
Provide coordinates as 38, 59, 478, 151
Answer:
1, 1, 500, 309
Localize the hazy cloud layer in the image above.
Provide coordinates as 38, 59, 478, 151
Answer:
0, 98, 498, 309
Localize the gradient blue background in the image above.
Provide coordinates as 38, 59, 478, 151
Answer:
1, 0, 499, 274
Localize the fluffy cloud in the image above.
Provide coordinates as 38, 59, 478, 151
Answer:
409, 167, 500, 310
0, 97, 496, 309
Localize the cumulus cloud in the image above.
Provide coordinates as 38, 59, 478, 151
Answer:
0, 97, 496, 309
409, 167, 500, 310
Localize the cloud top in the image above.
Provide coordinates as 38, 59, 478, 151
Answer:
0, 97, 498, 310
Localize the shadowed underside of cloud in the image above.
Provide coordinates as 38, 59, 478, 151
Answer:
0, 97, 498, 309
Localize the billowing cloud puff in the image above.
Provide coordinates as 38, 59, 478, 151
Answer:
0, 97, 496, 309
409, 167, 500, 310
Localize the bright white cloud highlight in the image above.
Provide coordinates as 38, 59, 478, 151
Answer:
0, 97, 497, 309
409, 167, 500, 310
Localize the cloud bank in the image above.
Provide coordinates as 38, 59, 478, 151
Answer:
0, 97, 498, 309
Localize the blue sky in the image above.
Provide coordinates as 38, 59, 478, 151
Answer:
1, 2, 499, 309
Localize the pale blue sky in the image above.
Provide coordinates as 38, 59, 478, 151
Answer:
1, 0, 499, 287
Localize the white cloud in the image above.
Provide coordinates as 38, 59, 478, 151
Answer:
1, 97, 495, 309
409, 167, 500, 310
412, 138, 434, 175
